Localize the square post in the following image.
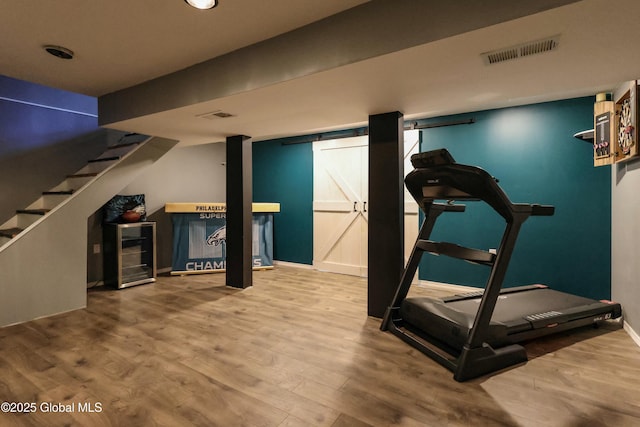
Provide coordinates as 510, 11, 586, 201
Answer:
226, 135, 253, 288
368, 112, 404, 317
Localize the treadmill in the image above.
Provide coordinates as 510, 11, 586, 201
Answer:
380, 148, 622, 382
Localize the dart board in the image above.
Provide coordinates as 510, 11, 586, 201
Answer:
617, 97, 633, 155
614, 80, 638, 163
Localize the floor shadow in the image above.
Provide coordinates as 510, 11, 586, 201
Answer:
522, 320, 623, 360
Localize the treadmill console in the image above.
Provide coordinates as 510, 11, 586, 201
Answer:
411, 149, 455, 168
409, 149, 476, 200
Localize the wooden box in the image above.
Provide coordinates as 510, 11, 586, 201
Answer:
614, 80, 639, 163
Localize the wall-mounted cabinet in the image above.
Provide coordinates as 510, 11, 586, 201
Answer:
593, 80, 639, 167
103, 222, 156, 289
614, 80, 639, 163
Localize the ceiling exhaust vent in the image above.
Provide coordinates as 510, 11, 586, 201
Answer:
482, 36, 560, 65
196, 110, 235, 120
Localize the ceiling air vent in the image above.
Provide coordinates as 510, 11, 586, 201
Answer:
196, 110, 235, 120
482, 36, 560, 65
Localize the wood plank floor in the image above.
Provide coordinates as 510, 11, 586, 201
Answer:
1, 266, 639, 426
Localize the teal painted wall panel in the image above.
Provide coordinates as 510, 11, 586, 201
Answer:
418, 97, 611, 299
253, 140, 313, 264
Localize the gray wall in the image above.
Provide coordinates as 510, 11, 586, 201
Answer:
87, 142, 227, 282
0, 130, 114, 224
612, 159, 640, 337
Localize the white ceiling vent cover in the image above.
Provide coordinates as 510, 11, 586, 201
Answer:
482, 36, 560, 65
196, 110, 235, 120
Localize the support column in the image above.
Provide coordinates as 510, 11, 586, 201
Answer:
368, 112, 404, 317
226, 135, 253, 289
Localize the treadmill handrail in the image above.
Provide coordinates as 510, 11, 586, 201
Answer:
417, 240, 496, 266
531, 204, 555, 216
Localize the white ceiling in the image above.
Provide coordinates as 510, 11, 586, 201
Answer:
2, 0, 640, 146
0, 0, 369, 97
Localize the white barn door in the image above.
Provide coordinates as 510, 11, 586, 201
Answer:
313, 130, 420, 277
313, 136, 368, 276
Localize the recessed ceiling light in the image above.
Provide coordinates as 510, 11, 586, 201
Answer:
184, 0, 218, 9
43, 45, 74, 60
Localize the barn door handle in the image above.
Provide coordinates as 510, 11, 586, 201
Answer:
353, 201, 357, 211
363, 201, 367, 212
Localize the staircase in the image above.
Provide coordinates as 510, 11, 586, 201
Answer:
0, 135, 178, 327
0, 140, 144, 247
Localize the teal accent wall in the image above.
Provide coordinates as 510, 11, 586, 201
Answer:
418, 97, 611, 299
253, 140, 313, 264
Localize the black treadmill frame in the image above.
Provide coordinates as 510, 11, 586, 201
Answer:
380, 149, 620, 381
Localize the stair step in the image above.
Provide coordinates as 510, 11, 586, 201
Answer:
43, 190, 74, 195
17, 209, 50, 215
0, 227, 23, 238
67, 173, 98, 179
106, 141, 140, 150
88, 156, 120, 163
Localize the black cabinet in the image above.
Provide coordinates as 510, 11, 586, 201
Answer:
103, 222, 156, 289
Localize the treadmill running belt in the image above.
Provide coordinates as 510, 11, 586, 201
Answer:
400, 286, 619, 351
448, 287, 598, 325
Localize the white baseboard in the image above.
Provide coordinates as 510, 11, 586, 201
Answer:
273, 260, 314, 269
624, 321, 640, 348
